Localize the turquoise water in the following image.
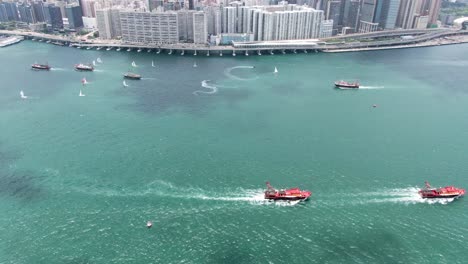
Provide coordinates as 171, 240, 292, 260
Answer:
1, 41, 468, 263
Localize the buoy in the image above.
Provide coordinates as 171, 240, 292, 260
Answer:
373, 104, 377, 108
146, 221, 152, 228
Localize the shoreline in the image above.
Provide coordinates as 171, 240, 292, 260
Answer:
1, 29, 468, 55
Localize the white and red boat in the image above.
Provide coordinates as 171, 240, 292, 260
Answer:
419, 182, 465, 199
75, 63, 94, 71
335, 80, 359, 89
264, 182, 311, 201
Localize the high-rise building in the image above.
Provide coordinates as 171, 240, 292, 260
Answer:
204, 6, 222, 36
413, 14, 428, 28
48, 5, 64, 29
82, 0, 97, 18
420, 0, 441, 25
342, 0, 360, 31
324, 0, 342, 34
320, 19, 333, 37
119, 10, 179, 44
66, 4, 84, 29
374, 0, 401, 29
396, 0, 422, 29
222, 7, 237, 33
96, 8, 121, 39
177, 10, 196, 41
360, 0, 376, 23
193, 11, 207, 44
0, 4, 8, 22
18, 4, 36, 24
32, 2, 45, 22
3, 1, 19, 21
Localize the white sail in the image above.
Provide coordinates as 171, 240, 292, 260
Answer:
132, 61, 137, 67
20, 90, 27, 99
152, 61, 155, 67
123, 80, 128, 87
274, 67, 278, 73
97, 57, 102, 63
92, 60, 96, 66
79, 90, 85, 97
193, 62, 197, 68
82, 78, 88, 85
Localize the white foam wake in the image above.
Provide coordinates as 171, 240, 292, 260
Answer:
358, 86, 385, 89
193, 80, 218, 95
224, 65, 258, 81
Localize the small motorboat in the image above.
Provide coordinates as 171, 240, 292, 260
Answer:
264, 182, 311, 201
124, 72, 141, 80
146, 221, 152, 228
335, 80, 359, 89
419, 182, 465, 199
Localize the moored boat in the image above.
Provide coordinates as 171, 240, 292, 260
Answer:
75, 64, 94, 71
419, 182, 465, 199
335, 80, 359, 89
124, 72, 141, 80
31, 63, 51, 70
264, 182, 311, 201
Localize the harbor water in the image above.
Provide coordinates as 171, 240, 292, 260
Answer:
1, 41, 468, 263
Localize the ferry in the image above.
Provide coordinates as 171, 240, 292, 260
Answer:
75, 64, 94, 71
264, 182, 311, 201
31, 63, 51, 70
124, 72, 141, 80
335, 80, 359, 89
419, 182, 465, 199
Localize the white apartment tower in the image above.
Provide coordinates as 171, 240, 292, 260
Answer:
119, 10, 179, 44
193, 11, 207, 44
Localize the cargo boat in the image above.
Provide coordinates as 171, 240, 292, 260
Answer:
75, 64, 94, 71
31, 63, 51, 70
124, 72, 142, 80
419, 182, 465, 199
335, 80, 359, 89
264, 182, 311, 201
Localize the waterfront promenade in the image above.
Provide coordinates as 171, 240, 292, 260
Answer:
1, 28, 468, 55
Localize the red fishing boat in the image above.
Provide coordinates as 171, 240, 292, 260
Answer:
419, 182, 465, 199
264, 182, 311, 201
335, 80, 359, 89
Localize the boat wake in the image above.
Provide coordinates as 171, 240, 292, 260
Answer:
141, 78, 156, 80
72, 180, 303, 206
193, 80, 218, 95
50, 68, 66, 71
358, 86, 384, 89
224, 65, 258, 81
349, 187, 457, 205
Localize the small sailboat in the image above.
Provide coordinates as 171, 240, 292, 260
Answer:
151, 61, 155, 67
123, 80, 129, 87
92, 60, 96, 66
274, 67, 278, 73
131, 61, 137, 67
81, 78, 88, 85
79, 90, 85, 97
193, 62, 197, 68
146, 221, 153, 228
97, 57, 102, 63
20, 90, 27, 99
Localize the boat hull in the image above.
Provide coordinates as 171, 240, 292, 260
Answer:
75, 67, 94, 71
265, 196, 310, 201
420, 194, 463, 199
31, 65, 50, 71
124, 76, 141, 80
335, 84, 359, 89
